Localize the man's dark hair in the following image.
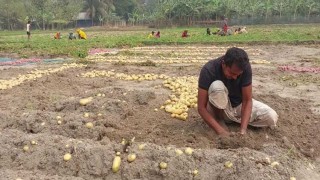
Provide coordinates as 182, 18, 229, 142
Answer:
27, 20, 31, 24
224, 47, 249, 70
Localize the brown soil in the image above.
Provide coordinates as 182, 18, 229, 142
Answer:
0, 45, 319, 180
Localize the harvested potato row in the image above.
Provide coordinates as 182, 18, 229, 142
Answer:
0, 63, 86, 90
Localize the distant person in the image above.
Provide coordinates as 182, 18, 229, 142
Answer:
234, 27, 241, 35
77, 29, 87, 40
222, 17, 228, 34
198, 47, 278, 136
69, 32, 76, 40
148, 31, 155, 38
239, 27, 248, 34
54, 32, 61, 39
155, 31, 160, 38
207, 28, 211, 35
182, 30, 189, 38
26, 21, 31, 40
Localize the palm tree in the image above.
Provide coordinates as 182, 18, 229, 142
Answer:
83, 0, 114, 26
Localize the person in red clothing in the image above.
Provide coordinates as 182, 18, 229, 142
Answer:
222, 17, 228, 33
155, 31, 160, 38
182, 30, 189, 38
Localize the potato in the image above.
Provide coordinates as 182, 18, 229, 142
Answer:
264, 157, 271, 164
185, 147, 193, 155
116, 152, 121, 156
193, 169, 199, 176
31, 141, 37, 145
63, 153, 72, 161
84, 112, 90, 118
112, 156, 121, 173
85, 122, 94, 129
290, 177, 296, 180
271, 161, 279, 167
224, 161, 233, 168
57, 120, 62, 125
79, 97, 93, 106
138, 144, 146, 150
23, 145, 29, 152
159, 162, 167, 169
121, 139, 127, 145
127, 153, 136, 163
56, 116, 62, 120
175, 149, 184, 156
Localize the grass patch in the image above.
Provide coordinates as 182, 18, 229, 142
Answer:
0, 24, 319, 58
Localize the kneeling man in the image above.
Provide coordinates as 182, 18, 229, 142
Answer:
198, 47, 278, 136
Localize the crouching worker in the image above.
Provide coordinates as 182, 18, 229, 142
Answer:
69, 32, 76, 40
198, 47, 278, 136
76, 29, 87, 40
207, 28, 211, 35
182, 30, 189, 38
148, 31, 155, 38
54, 32, 61, 39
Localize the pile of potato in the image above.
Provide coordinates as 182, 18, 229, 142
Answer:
0, 63, 86, 90
161, 77, 198, 120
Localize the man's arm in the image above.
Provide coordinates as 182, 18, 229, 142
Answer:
198, 88, 229, 136
240, 84, 253, 134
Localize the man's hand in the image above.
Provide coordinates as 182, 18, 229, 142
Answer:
217, 129, 230, 137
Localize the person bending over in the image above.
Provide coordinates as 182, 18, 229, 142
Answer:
198, 47, 278, 136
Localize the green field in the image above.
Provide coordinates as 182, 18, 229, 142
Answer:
0, 24, 319, 58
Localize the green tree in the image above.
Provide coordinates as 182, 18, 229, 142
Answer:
83, 0, 114, 26
114, 0, 138, 22
0, 0, 27, 30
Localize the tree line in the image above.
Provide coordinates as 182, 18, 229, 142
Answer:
0, 0, 319, 30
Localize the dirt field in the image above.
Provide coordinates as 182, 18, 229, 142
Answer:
0, 45, 319, 180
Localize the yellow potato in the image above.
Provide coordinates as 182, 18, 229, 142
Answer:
79, 97, 93, 106
185, 147, 194, 155
193, 169, 199, 176
271, 161, 279, 167
138, 144, 146, 150
127, 153, 136, 163
175, 149, 184, 156
85, 122, 94, 129
224, 161, 233, 168
84, 113, 90, 118
23, 145, 29, 152
63, 153, 72, 161
159, 162, 167, 169
112, 156, 121, 173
